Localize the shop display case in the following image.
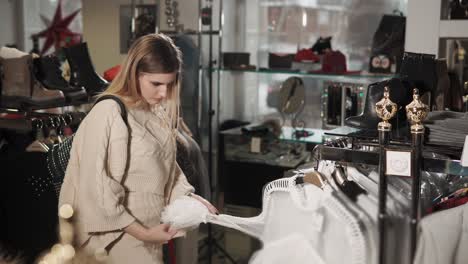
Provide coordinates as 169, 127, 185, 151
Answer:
213, 0, 403, 132
203, 0, 405, 209
218, 124, 327, 207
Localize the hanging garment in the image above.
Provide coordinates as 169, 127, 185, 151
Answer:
0, 144, 58, 263
176, 129, 210, 200
249, 233, 325, 264
317, 161, 378, 264
414, 203, 468, 264
162, 174, 369, 264
345, 165, 412, 264
347, 167, 408, 217
173, 34, 200, 140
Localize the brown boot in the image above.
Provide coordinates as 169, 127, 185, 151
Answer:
0, 47, 65, 109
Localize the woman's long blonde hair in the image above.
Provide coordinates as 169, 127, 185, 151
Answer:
101, 33, 182, 130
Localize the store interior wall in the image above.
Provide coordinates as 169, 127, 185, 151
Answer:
21, 0, 83, 54
0, 0, 19, 48
81, 0, 199, 74
405, 0, 440, 55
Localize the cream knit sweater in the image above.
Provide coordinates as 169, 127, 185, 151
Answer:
59, 100, 194, 244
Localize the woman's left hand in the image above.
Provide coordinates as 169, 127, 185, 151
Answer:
189, 193, 219, 215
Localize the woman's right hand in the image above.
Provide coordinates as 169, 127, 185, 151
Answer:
124, 222, 177, 244
142, 223, 178, 244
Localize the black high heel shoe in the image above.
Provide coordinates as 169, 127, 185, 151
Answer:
345, 78, 413, 130
399, 52, 437, 108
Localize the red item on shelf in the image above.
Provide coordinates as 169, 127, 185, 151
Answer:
321, 50, 347, 73
309, 50, 360, 75
103, 65, 121, 82
294, 48, 320, 62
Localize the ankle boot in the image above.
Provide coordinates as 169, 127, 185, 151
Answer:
0, 47, 65, 109
344, 78, 413, 130
34, 55, 88, 103
63, 42, 108, 96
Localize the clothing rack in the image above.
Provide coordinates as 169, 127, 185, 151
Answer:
315, 88, 467, 264
0, 108, 85, 133
318, 141, 468, 264
316, 145, 468, 176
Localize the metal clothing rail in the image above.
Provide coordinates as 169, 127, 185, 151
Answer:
0, 109, 85, 133
317, 145, 468, 176
316, 88, 467, 264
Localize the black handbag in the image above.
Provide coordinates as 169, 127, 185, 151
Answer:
47, 95, 128, 196
369, 11, 406, 73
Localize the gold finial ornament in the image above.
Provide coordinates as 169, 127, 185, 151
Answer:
406, 88, 429, 134
375, 86, 398, 131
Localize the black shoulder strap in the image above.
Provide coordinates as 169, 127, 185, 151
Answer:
94, 95, 128, 126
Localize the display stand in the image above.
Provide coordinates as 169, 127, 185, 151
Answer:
375, 87, 397, 264
315, 88, 451, 264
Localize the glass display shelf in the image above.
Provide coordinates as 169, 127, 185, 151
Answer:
220, 125, 348, 168
279, 126, 326, 144
205, 67, 396, 81
220, 125, 332, 145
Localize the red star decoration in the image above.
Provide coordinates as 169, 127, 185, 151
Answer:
33, 0, 82, 55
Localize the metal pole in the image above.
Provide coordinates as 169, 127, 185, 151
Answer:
197, 0, 203, 135
410, 131, 422, 259
207, 0, 214, 203
406, 88, 429, 263
214, 0, 223, 207
340, 83, 346, 126
375, 86, 397, 264
377, 127, 389, 264
207, 0, 214, 261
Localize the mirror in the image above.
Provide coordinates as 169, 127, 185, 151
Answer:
278, 77, 305, 115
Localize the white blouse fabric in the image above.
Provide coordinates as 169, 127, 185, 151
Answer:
162, 174, 368, 264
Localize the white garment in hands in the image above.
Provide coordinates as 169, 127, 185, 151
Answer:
162, 175, 368, 264
161, 196, 210, 230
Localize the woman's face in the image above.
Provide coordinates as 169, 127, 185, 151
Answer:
138, 72, 177, 105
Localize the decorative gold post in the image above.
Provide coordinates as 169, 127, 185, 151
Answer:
375, 86, 397, 264
406, 88, 429, 263
375, 86, 397, 132
406, 88, 429, 134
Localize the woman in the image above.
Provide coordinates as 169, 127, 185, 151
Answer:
59, 34, 216, 263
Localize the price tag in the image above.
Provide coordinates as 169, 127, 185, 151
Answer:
250, 137, 262, 153
386, 150, 412, 177
461, 136, 468, 167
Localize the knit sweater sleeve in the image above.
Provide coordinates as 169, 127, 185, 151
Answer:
169, 162, 195, 203
89, 101, 135, 232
